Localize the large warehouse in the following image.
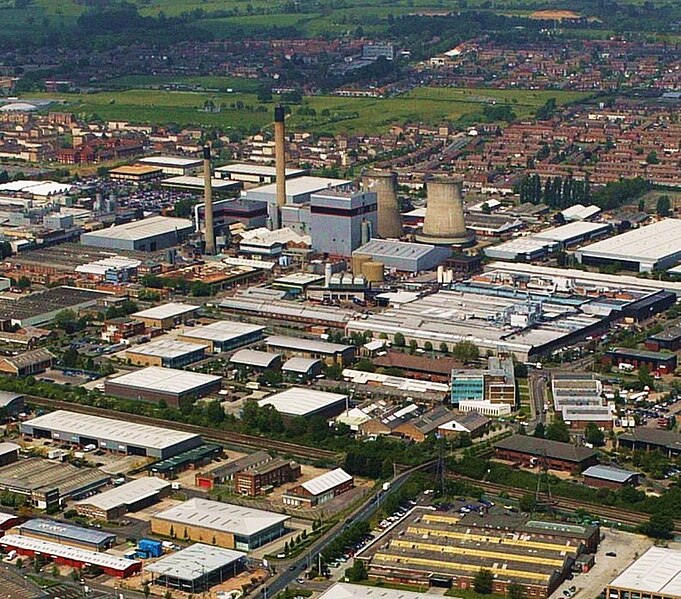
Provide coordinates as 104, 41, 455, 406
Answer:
137, 156, 203, 176
80, 216, 194, 252
352, 240, 451, 273
605, 547, 681, 599
318, 583, 428, 599
215, 163, 308, 184
257, 388, 348, 419
125, 339, 206, 368
105, 366, 222, 406
17, 519, 116, 551
179, 320, 265, 353
151, 498, 290, 551
145, 543, 246, 593
575, 218, 681, 272
21, 410, 203, 459
132, 302, 199, 330
75, 477, 171, 521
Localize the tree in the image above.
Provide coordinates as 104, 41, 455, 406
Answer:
256, 86, 273, 103
473, 568, 494, 594
638, 199, 646, 212
545, 418, 570, 443
452, 340, 479, 363
657, 195, 672, 217
424, 341, 433, 352
584, 422, 605, 447
408, 339, 418, 354
439, 342, 449, 355
640, 513, 674, 539
646, 151, 659, 164
346, 559, 367, 582
508, 583, 525, 599
519, 493, 536, 513
393, 332, 405, 347
533, 422, 545, 438
191, 281, 212, 297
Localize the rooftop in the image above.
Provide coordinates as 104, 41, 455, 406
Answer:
300, 468, 352, 496
81, 216, 193, 242
230, 349, 281, 368
532, 221, 610, 243
109, 165, 163, 176
257, 387, 347, 416
22, 410, 200, 450
20, 518, 115, 546
107, 366, 221, 394
608, 547, 681, 596
243, 176, 351, 199
138, 156, 203, 167
181, 320, 265, 342
126, 340, 205, 360
132, 302, 197, 321
153, 498, 289, 537
283, 357, 323, 373
145, 543, 245, 581
582, 464, 638, 483
75, 477, 171, 511
354, 239, 444, 259
161, 176, 240, 190
216, 163, 306, 177
265, 335, 353, 355
494, 435, 597, 463
318, 583, 429, 599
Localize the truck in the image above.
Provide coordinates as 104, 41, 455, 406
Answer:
382, 482, 391, 492
619, 363, 635, 372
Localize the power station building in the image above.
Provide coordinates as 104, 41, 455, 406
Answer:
352, 239, 451, 272
310, 188, 378, 257
216, 163, 308, 184
242, 176, 352, 206
81, 216, 194, 252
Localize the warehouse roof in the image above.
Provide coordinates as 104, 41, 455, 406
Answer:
107, 367, 221, 394
608, 347, 677, 360
110, 165, 162, 176
139, 156, 203, 167
258, 388, 347, 417
216, 163, 306, 177
354, 239, 445, 260
0, 442, 19, 457
0, 348, 53, 369
0, 391, 22, 407
153, 498, 289, 537
127, 339, 205, 359
265, 335, 353, 355
283, 357, 322, 373
22, 410, 200, 450
608, 547, 681, 595
319, 583, 428, 599
145, 543, 245, 581
0, 512, 18, 527
161, 176, 240, 190
82, 216, 193, 242
132, 302, 197, 321
1, 534, 137, 571
577, 218, 681, 261
618, 427, 681, 452
182, 320, 264, 342
230, 349, 280, 368
20, 518, 115, 546
648, 325, 681, 342
582, 465, 638, 483
494, 435, 597, 463
247, 176, 351, 196
301, 468, 352, 496
533, 221, 610, 243
75, 477, 170, 512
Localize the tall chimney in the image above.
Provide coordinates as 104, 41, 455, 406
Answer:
362, 169, 402, 239
416, 176, 474, 247
203, 144, 216, 255
274, 105, 287, 209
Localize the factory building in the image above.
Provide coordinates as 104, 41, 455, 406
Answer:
21, 410, 202, 459
310, 188, 378, 257
194, 198, 269, 232
215, 163, 308, 184
0, 348, 53, 377
125, 339, 206, 368
137, 156, 203, 176
195, 451, 272, 490
160, 176, 241, 195
282, 468, 354, 507
147, 444, 222, 479
179, 320, 265, 353
618, 428, 681, 456
0, 442, 19, 467
105, 366, 222, 407
582, 465, 639, 490
132, 303, 199, 331
646, 325, 681, 352
604, 347, 678, 374
282, 357, 323, 381
17, 519, 116, 551
494, 435, 598, 473
0, 535, 141, 578
575, 218, 681, 272
229, 349, 282, 372
318, 584, 427, 599
451, 357, 516, 416
151, 498, 290, 551
74, 477, 172, 521
108, 165, 164, 183
352, 239, 451, 273
146, 543, 246, 593
264, 335, 355, 365
234, 458, 301, 497
605, 547, 681, 599
257, 388, 348, 420
531, 221, 611, 250
483, 237, 554, 262
243, 176, 352, 206
81, 216, 194, 252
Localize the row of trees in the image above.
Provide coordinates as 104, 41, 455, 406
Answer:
517, 174, 591, 209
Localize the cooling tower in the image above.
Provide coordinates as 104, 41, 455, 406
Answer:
362, 169, 402, 239
203, 144, 216, 255
416, 177, 474, 247
274, 104, 287, 209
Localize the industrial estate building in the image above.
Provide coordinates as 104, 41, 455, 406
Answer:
352, 239, 451, 272
74, 477, 172, 521
195, 451, 272, 490
81, 216, 194, 252
318, 584, 428, 599
258, 387, 348, 419
137, 156, 203, 175
243, 176, 351, 205
229, 349, 282, 372
604, 347, 678, 374
494, 435, 598, 473
179, 320, 265, 353
575, 218, 681, 272
151, 498, 290, 551
21, 410, 203, 459
145, 543, 246, 593
605, 547, 681, 599
264, 335, 355, 365
132, 302, 199, 330
216, 163, 308, 184
125, 339, 207, 368
450, 357, 516, 416
582, 465, 639, 489
234, 458, 301, 497
282, 468, 354, 507
0, 348, 53, 377
105, 366, 222, 406
617, 428, 681, 456
17, 518, 116, 551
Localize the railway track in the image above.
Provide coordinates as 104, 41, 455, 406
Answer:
25, 396, 339, 462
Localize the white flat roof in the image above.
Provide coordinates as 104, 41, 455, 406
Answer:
127, 339, 204, 359
216, 163, 306, 177
139, 156, 202, 167
244, 176, 351, 198
161, 176, 239, 189
0, 534, 139, 571
153, 498, 289, 537
76, 477, 170, 511
608, 547, 681, 595
82, 216, 193, 242
22, 410, 199, 450
145, 543, 245, 581
181, 320, 265, 343
108, 367, 221, 394
533, 221, 609, 243
300, 468, 352, 496
577, 218, 681, 262
319, 583, 429, 599
0, 442, 19, 456
265, 335, 352, 355
258, 387, 347, 416
133, 302, 197, 321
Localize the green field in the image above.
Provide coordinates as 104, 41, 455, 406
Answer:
29, 87, 592, 135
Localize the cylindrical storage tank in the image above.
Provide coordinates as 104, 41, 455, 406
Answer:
324, 262, 333, 287
437, 265, 444, 283
416, 176, 475, 247
352, 254, 370, 274
362, 169, 403, 239
362, 261, 384, 283
360, 219, 372, 245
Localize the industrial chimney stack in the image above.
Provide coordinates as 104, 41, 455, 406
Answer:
416, 176, 474, 247
274, 105, 287, 209
362, 169, 402, 239
203, 144, 216, 255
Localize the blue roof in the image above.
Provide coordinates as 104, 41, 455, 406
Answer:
582, 465, 638, 483
20, 519, 116, 546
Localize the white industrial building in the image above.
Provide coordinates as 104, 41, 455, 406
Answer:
138, 156, 203, 176
257, 388, 348, 419
215, 163, 308, 184
74, 477, 171, 521
160, 176, 241, 194
318, 583, 428, 599
81, 216, 194, 252
125, 340, 207, 368
605, 547, 681, 599
483, 236, 554, 261
242, 176, 352, 205
352, 239, 452, 272
532, 221, 611, 250
179, 320, 265, 353
20, 410, 202, 459
575, 218, 681, 272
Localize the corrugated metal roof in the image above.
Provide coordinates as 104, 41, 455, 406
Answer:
145, 543, 245, 580
582, 465, 637, 483
108, 366, 221, 394
81, 216, 193, 242
20, 518, 115, 546
258, 387, 347, 417
75, 477, 170, 511
132, 302, 197, 320
230, 349, 280, 368
301, 468, 352, 496
608, 547, 681, 595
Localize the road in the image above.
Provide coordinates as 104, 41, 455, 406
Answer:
530, 371, 548, 428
